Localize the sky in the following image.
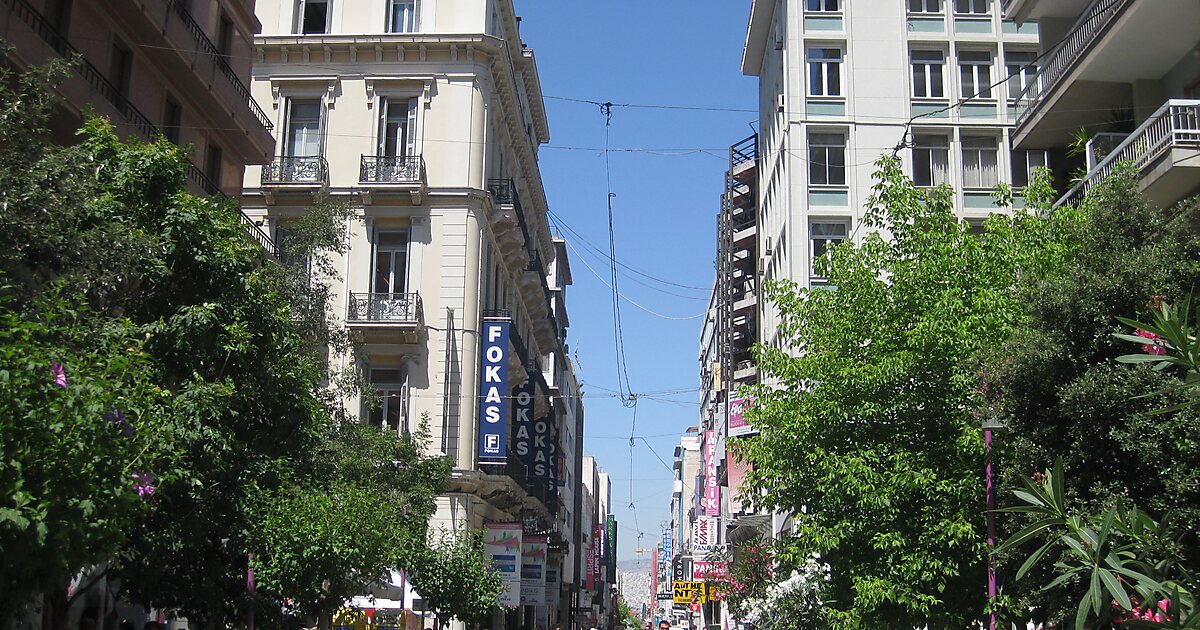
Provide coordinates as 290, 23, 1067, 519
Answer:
519, 2, 759, 562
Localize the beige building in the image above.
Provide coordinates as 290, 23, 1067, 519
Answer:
241, 0, 582, 627
1004, 0, 1200, 207
1, 0, 276, 245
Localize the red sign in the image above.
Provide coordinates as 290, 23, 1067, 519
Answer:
585, 546, 595, 590
693, 561, 729, 580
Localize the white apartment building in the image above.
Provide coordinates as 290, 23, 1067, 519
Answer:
240, 1, 583, 627
1004, 0, 1200, 207
743, 0, 1043, 349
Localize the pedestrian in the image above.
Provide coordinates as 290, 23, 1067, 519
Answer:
658, 621, 671, 630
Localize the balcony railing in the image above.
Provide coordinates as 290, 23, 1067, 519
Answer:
2, 0, 276, 257
262, 156, 329, 185
1059, 100, 1200, 206
359, 155, 425, 184
346, 292, 423, 324
162, 0, 273, 132
1014, 0, 1132, 126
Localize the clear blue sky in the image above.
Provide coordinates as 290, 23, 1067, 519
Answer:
520, 2, 758, 562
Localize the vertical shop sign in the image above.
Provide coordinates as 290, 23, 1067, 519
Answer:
477, 319, 510, 462
703, 430, 720, 516
484, 523, 523, 606
511, 380, 535, 472
520, 535, 548, 606
606, 516, 617, 577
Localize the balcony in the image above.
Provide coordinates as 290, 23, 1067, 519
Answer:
359, 155, 426, 204
346, 292, 424, 343
1013, 0, 1200, 147
1059, 100, 1200, 208
261, 156, 328, 191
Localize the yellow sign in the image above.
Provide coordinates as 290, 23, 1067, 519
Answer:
673, 580, 707, 605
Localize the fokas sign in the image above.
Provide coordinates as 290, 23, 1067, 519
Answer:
477, 318, 510, 462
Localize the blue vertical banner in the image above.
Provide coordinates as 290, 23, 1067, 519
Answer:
477, 318, 510, 463
511, 380, 535, 469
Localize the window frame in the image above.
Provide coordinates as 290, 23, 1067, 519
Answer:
804, 0, 840, 12
282, 97, 323, 157
294, 0, 330, 35
1004, 49, 1039, 101
908, 0, 943, 14
387, 0, 418, 33
378, 96, 418, 157
367, 368, 408, 435
371, 229, 411, 296
808, 132, 847, 187
809, 220, 849, 278
204, 143, 223, 191
163, 96, 182, 145
960, 135, 1000, 189
911, 50, 946, 99
957, 50, 995, 100
1011, 147, 1049, 188
806, 47, 844, 98
109, 38, 133, 99
912, 133, 950, 187
954, 0, 990, 15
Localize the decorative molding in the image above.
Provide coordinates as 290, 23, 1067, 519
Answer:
280, 46, 288, 63
323, 45, 332, 63
466, 44, 475, 61
324, 80, 337, 109
349, 45, 357, 62
451, 44, 458, 61
271, 83, 281, 109
419, 44, 427, 62
365, 79, 375, 106
375, 45, 383, 63
302, 45, 310, 63
256, 47, 264, 63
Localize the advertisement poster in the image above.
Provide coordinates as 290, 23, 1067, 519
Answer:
477, 319, 511, 462
728, 397, 756, 437
593, 523, 604, 582
703, 430, 721, 516
544, 556, 560, 606
584, 546, 595, 591
484, 523, 523, 607
520, 535, 548, 606
726, 440, 754, 514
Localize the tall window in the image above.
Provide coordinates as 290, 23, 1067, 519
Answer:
805, 0, 839, 11
284, 99, 322, 156
955, 0, 989, 14
810, 221, 848, 276
295, 0, 329, 34
217, 14, 234, 61
109, 39, 133, 99
958, 50, 993, 99
388, 0, 417, 33
912, 134, 950, 186
911, 51, 945, 98
961, 136, 999, 188
807, 48, 843, 97
204, 143, 223, 192
163, 96, 182, 145
809, 133, 846, 186
1011, 148, 1049, 187
372, 230, 409, 295
1005, 50, 1039, 100
368, 368, 406, 434
378, 97, 417, 157
908, 0, 942, 12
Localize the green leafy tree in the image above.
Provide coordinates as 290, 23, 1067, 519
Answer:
407, 529, 505, 628
742, 157, 1079, 628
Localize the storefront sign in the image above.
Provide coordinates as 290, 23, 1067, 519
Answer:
693, 561, 729, 581
477, 319, 511, 462
520, 535, 548, 606
484, 523, 523, 607
692, 517, 715, 553
593, 523, 604, 582
672, 581, 706, 605
511, 381, 535, 471
703, 430, 720, 516
531, 410, 553, 480
728, 397, 756, 437
584, 545, 596, 591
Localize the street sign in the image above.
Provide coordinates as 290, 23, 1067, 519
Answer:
672, 581, 706, 605
655, 593, 673, 601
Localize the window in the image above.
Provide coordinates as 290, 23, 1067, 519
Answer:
378, 97, 417, 157
911, 51, 945, 98
388, 0, 418, 32
810, 221, 848, 276
908, 0, 942, 12
958, 50, 993, 99
368, 368, 407, 434
809, 133, 846, 186
955, 0, 989, 14
1005, 50, 1039, 100
372, 230, 409, 295
807, 48, 842, 97
44, 0, 72, 33
163, 96, 182, 145
912, 134, 949, 186
217, 14, 234, 61
109, 39, 133, 98
204, 143, 223, 192
1011, 148, 1049, 187
805, 0, 839, 11
961, 136, 999, 188
295, 0, 329, 34
284, 99, 322, 156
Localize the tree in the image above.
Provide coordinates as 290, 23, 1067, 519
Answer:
741, 157, 1079, 628
0, 53, 450, 627
406, 530, 504, 628
981, 170, 1200, 626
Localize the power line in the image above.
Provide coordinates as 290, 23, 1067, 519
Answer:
564, 240, 708, 321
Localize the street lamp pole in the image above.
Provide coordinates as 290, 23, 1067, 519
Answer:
986, 427, 997, 630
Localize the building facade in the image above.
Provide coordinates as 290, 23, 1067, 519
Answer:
240, 0, 584, 627
1004, 0, 1200, 207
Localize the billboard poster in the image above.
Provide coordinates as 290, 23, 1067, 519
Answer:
692, 517, 716, 555
477, 319, 511, 462
593, 523, 604, 582
728, 397, 756, 437
606, 516, 618, 577
703, 430, 720, 516
520, 535, 548, 606
726, 440, 754, 514
484, 523, 522, 607
545, 556, 560, 606
511, 380, 535, 473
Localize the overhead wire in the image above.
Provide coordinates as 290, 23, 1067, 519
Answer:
565, 240, 709, 321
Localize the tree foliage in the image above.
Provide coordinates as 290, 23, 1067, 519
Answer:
406, 529, 504, 627
742, 157, 1080, 628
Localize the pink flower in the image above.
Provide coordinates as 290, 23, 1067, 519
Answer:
132, 472, 156, 498
51, 361, 68, 388
106, 408, 135, 438
1135, 329, 1158, 341
1144, 343, 1168, 356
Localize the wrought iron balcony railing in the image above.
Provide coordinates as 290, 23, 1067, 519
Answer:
262, 156, 328, 185
1058, 100, 1200, 206
1014, 0, 1132, 127
359, 155, 425, 184
346, 292, 423, 324
162, 0, 273, 132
